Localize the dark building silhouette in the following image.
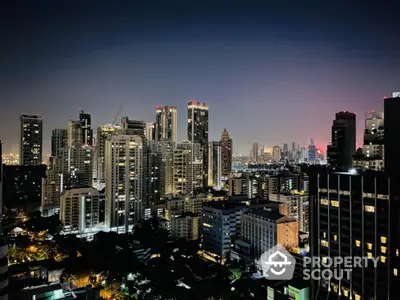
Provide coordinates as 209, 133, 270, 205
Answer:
79, 110, 93, 145
384, 94, 400, 175
327, 111, 356, 170
220, 128, 233, 177
121, 117, 146, 137
20, 114, 43, 166
309, 168, 400, 299
3, 164, 46, 212
51, 128, 68, 157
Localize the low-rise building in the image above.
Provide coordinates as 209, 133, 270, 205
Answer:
170, 213, 200, 241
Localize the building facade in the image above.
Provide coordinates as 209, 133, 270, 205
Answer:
188, 101, 209, 186
208, 141, 222, 190
173, 142, 203, 195
220, 128, 233, 177
309, 169, 400, 299
20, 114, 43, 166
51, 129, 68, 157
105, 135, 144, 232
60, 187, 100, 234
241, 209, 298, 259
156, 105, 177, 144
327, 111, 356, 170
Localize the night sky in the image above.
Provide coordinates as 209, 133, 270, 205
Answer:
2, 1, 400, 154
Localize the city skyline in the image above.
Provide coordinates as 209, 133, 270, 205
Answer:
2, 1, 400, 154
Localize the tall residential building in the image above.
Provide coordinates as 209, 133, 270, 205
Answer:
220, 128, 233, 177
327, 111, 356, 169
201, 202, 245, 263
241, 209, 298, 259
42, 143, 93, 215
146, 141, 164, 203
67, 110, 93, 147
61, 143, 93, 188
51, 129, 68, 157
188, 101, 209, 185
121, 117, 146, 137
272, 146, 281, 162
208, 141, 222, 190
173, 141, 203, 195
249, 143, 259, 163
60, 187, 100, 234
384, 92, 400, 175
95, 124, 121, 184
145, 122, 156, 141
354, 111, 384, 171
105, 135, 144, 232
20, 114, 43, 166
79, 110, 93, 145
68, 120, 83, 147
160, 141, 175, 195
309, 169, 400, 299
156, 106, 178, 144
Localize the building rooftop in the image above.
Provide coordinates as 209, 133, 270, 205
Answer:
245, 209, 284, 221
202, 201, 244, 210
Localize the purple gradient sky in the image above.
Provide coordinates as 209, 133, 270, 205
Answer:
1, 1, 400, 154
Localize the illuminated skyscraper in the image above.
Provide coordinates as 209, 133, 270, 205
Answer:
188, 101, 209, 185
220, 128, 233, 177
105, 135, 144, 232
20, 114, 43, 166
155, 105, 177, 144
95, 124, 121, 185
173, 141, 203, 195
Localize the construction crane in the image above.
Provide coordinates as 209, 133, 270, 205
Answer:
112, 106, 123, 126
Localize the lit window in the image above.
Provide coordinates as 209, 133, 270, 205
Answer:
381, 236, 387, 244
342, 288, 349, 297
354, 293, 361, 300
331, 283, 338, 293
331, 200, 339, 207
397, 249, 399, 257
320, 199, 329, 205
355, 240, 361, 247
394, 268, 398, 276
322, 257, 328, 264
381, 256, 386, 263
321, 240, 329, 247
367, 243, 373, 250
364, 205, 375, 213
367, 252, 373, 258
323, 232, 327, 238
334, 234, 338, 241
381, 246, 387, 254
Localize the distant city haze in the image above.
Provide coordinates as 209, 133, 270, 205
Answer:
2, 1, 400, 154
